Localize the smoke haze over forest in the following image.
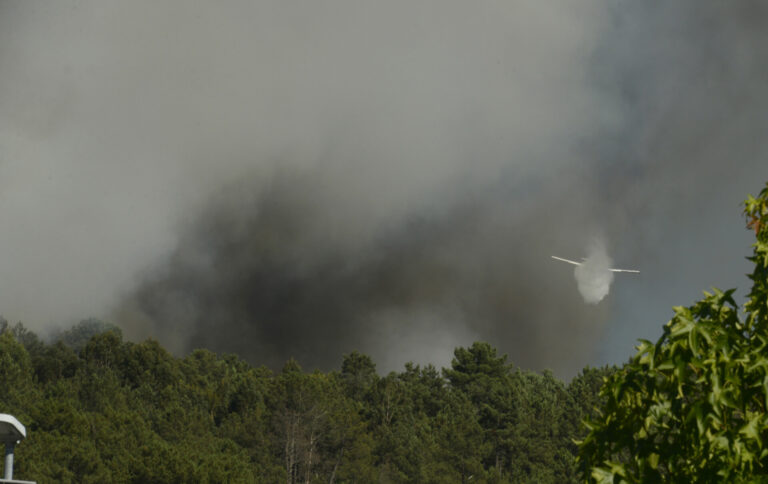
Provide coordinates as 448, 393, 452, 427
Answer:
1, 1, 767, 376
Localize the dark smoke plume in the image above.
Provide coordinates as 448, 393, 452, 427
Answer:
119, 167, 607, 374
116, 1, 768, 374
2, 1, 768, 376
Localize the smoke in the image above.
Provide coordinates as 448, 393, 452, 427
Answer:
574, 238, 614, 305
2, 1, 768, 376
116, 171, 607, 373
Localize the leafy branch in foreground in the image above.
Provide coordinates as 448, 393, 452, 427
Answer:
578, 181, 768, 483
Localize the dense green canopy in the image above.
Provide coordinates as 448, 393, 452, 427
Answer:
0, 319, 608, 483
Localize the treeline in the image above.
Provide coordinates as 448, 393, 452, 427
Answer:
0, 320, 610, 483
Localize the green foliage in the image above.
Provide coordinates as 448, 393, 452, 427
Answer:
341, 350, 378, 401
56, 318, 123, 353
440, 342, 587, 483
579, 181, 768, 482
0, 330, 34, 387
0, 316, 608, 482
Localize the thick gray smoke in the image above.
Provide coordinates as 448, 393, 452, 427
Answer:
574, 239, 614, 305
2, 1, 768, 376
117, 170, 607, 373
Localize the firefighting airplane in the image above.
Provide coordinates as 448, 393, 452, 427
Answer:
550, 256, 640, 274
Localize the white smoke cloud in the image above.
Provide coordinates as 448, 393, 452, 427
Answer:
574, 238, 614, 304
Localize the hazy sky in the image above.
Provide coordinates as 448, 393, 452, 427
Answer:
1, 1, 767, 377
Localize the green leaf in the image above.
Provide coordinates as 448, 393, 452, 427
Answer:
739, 414, 762, 447
591, 466, 616, 484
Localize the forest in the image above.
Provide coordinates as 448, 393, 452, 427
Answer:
0, 318, 609, 483
2, 184, 767, 483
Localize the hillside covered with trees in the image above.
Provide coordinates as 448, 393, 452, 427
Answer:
0, 318, 610, 483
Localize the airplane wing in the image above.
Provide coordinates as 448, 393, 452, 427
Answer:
553, 255, 640, 273
551, 256, 582, 266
